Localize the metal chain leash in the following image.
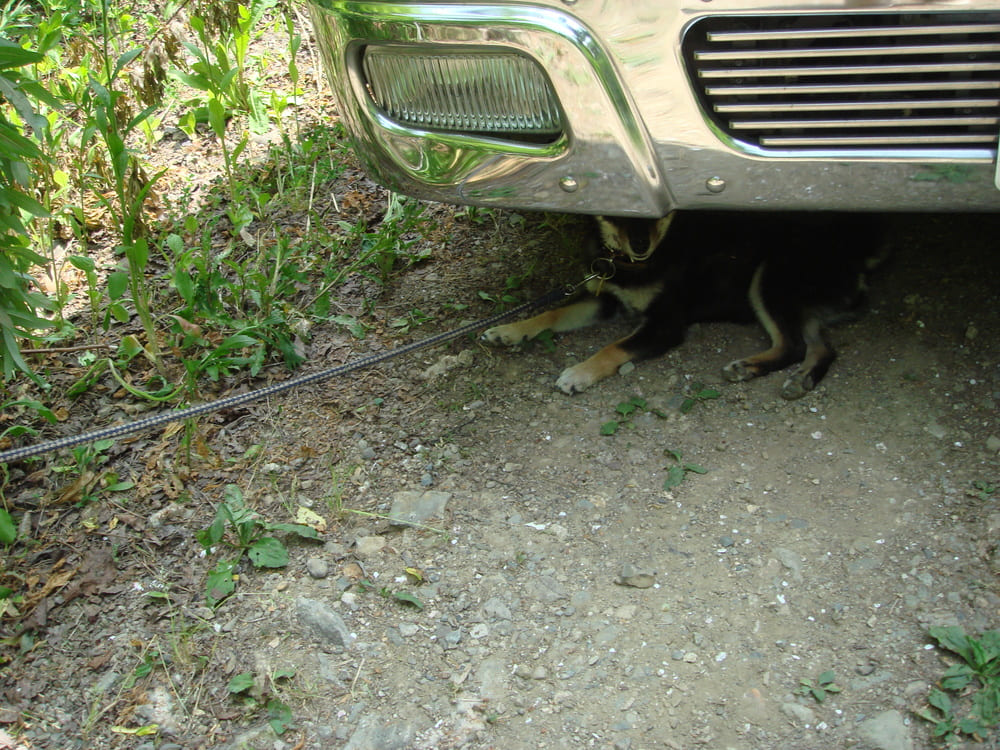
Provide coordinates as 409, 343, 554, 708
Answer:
0, 286, 573, 464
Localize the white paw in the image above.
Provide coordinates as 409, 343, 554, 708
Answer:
555, 363, 595, 394
482, 324, 526, 346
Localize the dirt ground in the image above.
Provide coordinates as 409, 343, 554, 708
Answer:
3, 201, 998, 750
1, 17, 999, 750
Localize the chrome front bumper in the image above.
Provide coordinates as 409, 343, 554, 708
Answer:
307, 0, 1000, 215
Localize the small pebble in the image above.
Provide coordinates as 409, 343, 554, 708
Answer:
306, 558, 330, 579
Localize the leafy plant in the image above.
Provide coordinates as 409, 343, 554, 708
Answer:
600, 395, 667, 436
662, 448, 707, 490
0, 37, 57, 381
49, 436, 134, 506
679, 381, 721, 414
798, 669, 842, 703
917, 626, 1000, 745
196, 485, 319, 606
379, 585, 424, 610
478, 271, 530, 309
969, 480, 996, 501
228, 667, 296, 735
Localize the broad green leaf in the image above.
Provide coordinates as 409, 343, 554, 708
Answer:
928, 688, 953, 715
0, 41, 44, 69
0, 509, 16, 544
68, 255, 95, 272
107, 271, 129, 300
931, 626, 974, 663
393, 591, 423, 609
125, 239, 149, 274
247, 537, 289, 568
663, 465, 686, 490
266, 522, 319, 540
227, 673, 255, 694
196, 514, 226, 551
208, 97, 227, 139
267, 699, 293, 735
205, 559, 237, 606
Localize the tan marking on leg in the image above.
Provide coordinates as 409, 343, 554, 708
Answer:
781, 317, 833, 399
555, 341, 633, 394
483, 298, 604, 346
723, 262, 794, 380
748, 262, 782, 349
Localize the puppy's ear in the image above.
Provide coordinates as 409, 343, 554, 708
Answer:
650, 213, 676, 247
595, 216, 623, 252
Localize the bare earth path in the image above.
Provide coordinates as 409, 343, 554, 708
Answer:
0, 19, 997, 747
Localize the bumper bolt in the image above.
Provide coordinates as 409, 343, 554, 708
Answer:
706, 176, 726, 193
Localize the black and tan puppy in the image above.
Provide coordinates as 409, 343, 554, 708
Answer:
484, 212, 885, 398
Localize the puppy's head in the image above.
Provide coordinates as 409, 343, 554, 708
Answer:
595, 214, 675, 261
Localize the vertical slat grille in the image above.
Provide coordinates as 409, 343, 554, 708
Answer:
682, 13, 1000, 152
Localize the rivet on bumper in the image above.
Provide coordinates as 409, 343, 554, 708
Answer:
706, 176, 726, 193
559, 175, 579, 193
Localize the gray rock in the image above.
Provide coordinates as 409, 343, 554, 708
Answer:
296, 597, 352, 648
615, 564, 656, 589
306, 557, 330, 579
858, 709, 913, 750
343, 718, 419, 750
925, 421, 947, 439
780, 701, 816, 725
354, 535, 387, 557
388, 490, 452, 526
774, 547, 804, 582
524, 575, 569, 602
482, 596, 512, 620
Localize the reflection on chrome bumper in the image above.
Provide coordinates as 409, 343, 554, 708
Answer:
307, 0, 1000, 214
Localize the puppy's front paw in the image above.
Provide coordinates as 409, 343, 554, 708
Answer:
482, 323, 531, 346
482, 323, 523, 346
555, 363, 597, 394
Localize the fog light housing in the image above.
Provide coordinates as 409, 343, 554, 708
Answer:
362, 47, 564, 142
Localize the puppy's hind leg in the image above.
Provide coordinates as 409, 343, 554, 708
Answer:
779, 316, 835, 400
483, 296, 610, 346
722, 266, 803, 384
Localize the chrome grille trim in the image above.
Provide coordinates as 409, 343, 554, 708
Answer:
696, 42, 1000, 62
684, 12, 1000, 153
706, 23, 1000, 43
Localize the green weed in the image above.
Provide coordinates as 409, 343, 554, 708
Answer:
478, 271, 531, 309
969, 480, 996, 501
228, 667, 296, 736
600, 395, 667, 436
679, 381, 721, 414
196, 484, 319, 607
0, 36, 57, 381
917, 626, 1000, 745
662, 448, 707, 490
798, 669, 842, 703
